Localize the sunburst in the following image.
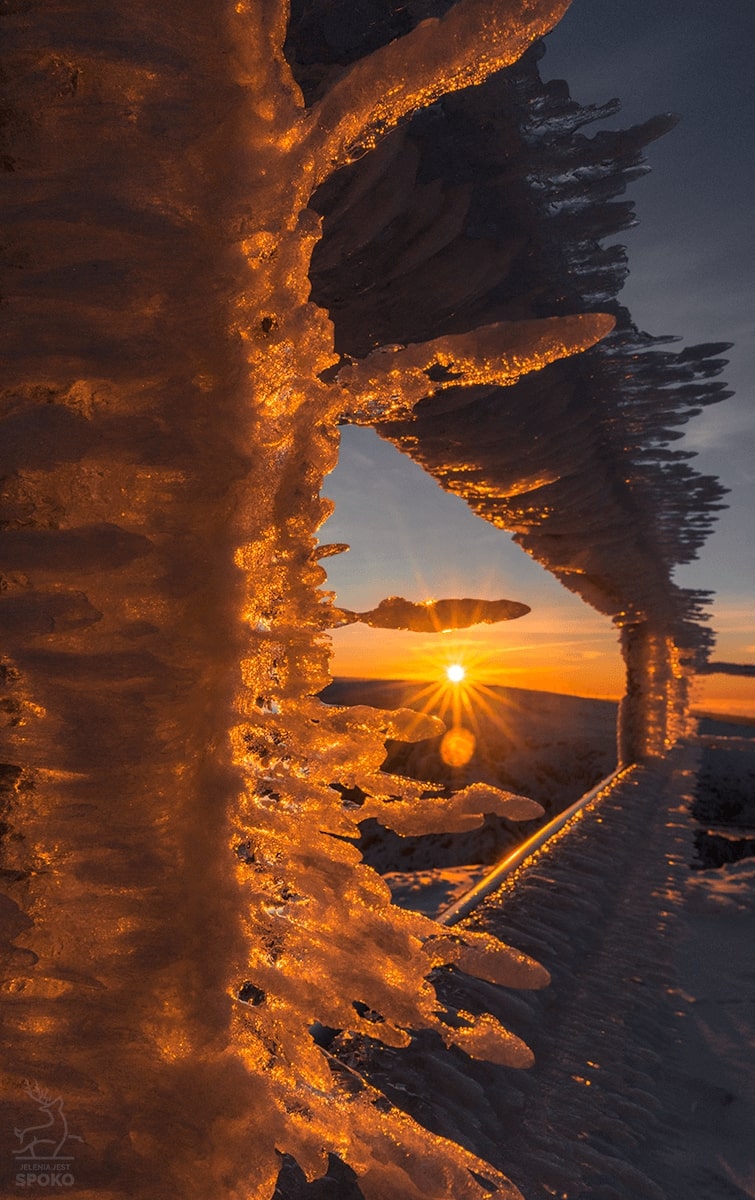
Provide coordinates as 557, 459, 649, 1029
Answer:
398, 644, 531, 767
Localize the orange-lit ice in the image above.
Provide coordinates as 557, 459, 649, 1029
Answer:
0, 1, 647, 1198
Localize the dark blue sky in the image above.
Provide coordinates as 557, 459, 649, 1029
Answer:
543, 0, 754, 614
322, 0, 754, 706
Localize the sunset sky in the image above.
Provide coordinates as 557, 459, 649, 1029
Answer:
320, 0, 754, 718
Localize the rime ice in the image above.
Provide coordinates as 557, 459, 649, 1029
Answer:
0, 3, 610, 1199
308, 41, 728, 765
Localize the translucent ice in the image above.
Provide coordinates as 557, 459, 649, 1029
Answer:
0, 2, 607, 1199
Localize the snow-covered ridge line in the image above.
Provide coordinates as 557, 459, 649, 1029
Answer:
437, 766, 631, 925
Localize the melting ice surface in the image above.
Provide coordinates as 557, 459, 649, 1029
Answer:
0, 1, 730, 1199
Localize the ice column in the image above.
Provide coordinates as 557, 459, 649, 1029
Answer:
1, 3, 614, 1197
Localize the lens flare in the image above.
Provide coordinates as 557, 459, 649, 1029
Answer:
446, 664, 465, 683
440, 726, 476, 767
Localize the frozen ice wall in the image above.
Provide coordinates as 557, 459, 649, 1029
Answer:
0, 3, 619, 1198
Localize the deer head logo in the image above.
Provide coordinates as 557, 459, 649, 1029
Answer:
13, 1080, 83, 1160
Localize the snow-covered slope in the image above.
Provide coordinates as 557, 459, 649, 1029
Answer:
314, 734, 754, 1200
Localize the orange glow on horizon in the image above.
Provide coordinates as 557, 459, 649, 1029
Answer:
691, 673, 755, 722
328, 618, 627, 702
328, 621, 755, 721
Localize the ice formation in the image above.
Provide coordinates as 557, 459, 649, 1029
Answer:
306, 24, 730, 764
336, 595, 531, 631
0, 3, 622, 1199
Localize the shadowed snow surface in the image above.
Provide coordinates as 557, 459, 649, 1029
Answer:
282, 730, 755, 1200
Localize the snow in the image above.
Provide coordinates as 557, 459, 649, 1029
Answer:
341, 732, 755, 1200
385, 864, 491, 918
259, 692, 754, 1199
677, 862, 755, 1195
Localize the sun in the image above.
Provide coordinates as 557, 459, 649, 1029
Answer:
446, 663, 465, 683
